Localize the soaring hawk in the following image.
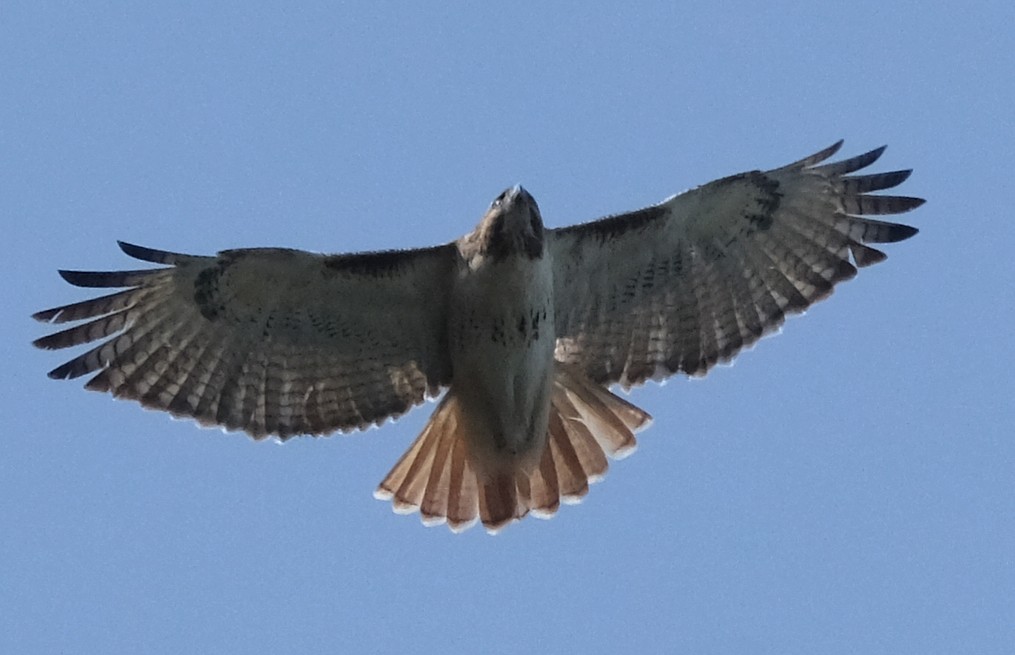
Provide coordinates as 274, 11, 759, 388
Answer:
33, 141, 922, 533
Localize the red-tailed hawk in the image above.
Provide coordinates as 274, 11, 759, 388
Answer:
33, 141, 922, 533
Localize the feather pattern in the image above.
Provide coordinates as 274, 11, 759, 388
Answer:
550, 141, 922, 387
34, 140, 921, 534
34, 241, 456, 438
374, 363, 651, 533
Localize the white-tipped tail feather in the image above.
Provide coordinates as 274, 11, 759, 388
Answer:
374, 364, 651, 533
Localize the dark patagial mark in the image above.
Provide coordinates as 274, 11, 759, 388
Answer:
324, 245, 445, 277
743, 171, 782, 232
557, 205, 666, 245
193, 263, 229, 321
746, 212, 774, 231
701, 242, 726, 262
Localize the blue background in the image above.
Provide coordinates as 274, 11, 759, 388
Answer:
3, 3, 1013, 653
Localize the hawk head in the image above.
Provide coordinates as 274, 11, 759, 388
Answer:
463, 185, 544, 262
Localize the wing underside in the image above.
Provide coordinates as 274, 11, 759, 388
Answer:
34, 241, 455, 438
550, 141, 922, 387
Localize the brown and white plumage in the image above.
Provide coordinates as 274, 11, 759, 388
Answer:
35, 243, 455, 438
33, 141, 922, 533
551, 141, 921, 387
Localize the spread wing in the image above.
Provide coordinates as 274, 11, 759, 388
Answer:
33, 241, 456, 439
549, 141, 923, 387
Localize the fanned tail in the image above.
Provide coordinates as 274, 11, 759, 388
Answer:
374, 364, 652, 533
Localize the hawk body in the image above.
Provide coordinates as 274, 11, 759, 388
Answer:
449, 186, 555, 472
34, 141, 923, 533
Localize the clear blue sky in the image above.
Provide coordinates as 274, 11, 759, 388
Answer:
3, 3, 1013, 653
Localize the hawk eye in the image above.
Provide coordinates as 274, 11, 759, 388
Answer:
492, 189, 510, 208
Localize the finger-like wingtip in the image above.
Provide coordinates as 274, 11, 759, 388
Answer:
785, 140, 844, 170
118, 241, 183, 264
895, 223, 920, 240
46, 361, 75, 380
58, 269, 83, 285
889, 169, 913, 185
32, 307, 58, 323
823, 139, 846, 157
118, 240, 140, 255
812, 144, 893, 177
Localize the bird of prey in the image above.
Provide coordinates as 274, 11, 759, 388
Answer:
33, 141, 922, 533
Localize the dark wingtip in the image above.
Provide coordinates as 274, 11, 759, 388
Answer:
46, 363, 72, 380
57, 269, 115, 287
33, 333, 67, 350
812, 140, 844, 164
58, 269, 83, 285
786, 140, 844, 170
888, 196, 926, 215
893, 169, 913, 184
118, 240, 139, 254
118, 241, 180, 264
56, 268, 155, 288
32, 308, 57, 323
854, 145, 888, 171
878, 222, 919, 243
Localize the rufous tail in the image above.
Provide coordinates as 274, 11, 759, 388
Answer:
374, 364, 652, 533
